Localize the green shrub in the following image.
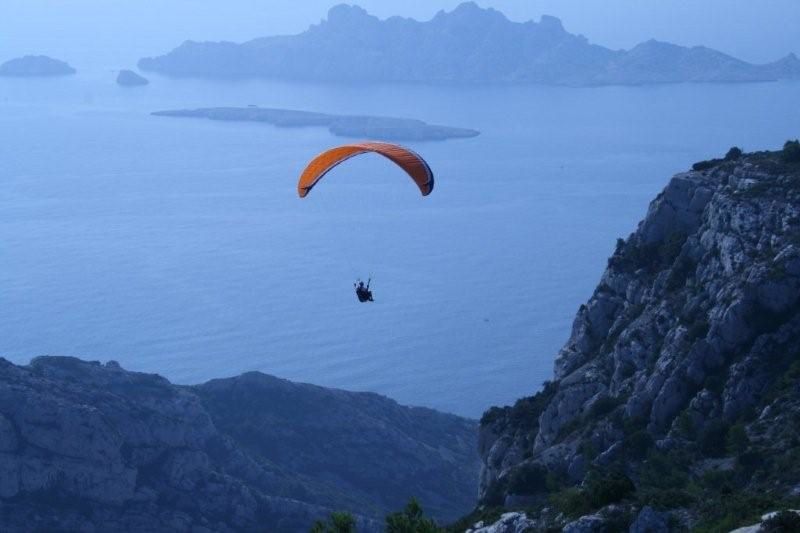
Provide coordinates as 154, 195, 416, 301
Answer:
686, 316, 710, 342
624, 430, 655, 460
699, 420, 730, 457
610, 232, 688, 274
385, 499, 441, 533
637, 450, 691, 491
507, 463, 549, 495
504, 380, 559, 431
725, 147, 743, 161
480, 406, 508, 427
736, 449, 764, 471
667, 256, 697, 291
782, 140, 800, 163
588, 395, 622, 420
700, 470, 735, 494
693, 159, 721, 171
639, 487, 695, 509
550, 487, 593, 518
704, 373, 726, 395
726, 424, 750, 455
693, 493, 790, 533
310, 512, 357, 533
585, 471, 636, 508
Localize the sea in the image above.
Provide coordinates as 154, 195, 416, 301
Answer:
2, 66, 799, 417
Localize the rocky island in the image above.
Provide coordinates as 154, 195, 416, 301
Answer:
0, 55, 76, 77
117, 69, 149, 86
152, 107, 480, 141
0, 356, 479, 531
469, 142, 800, 532
138, 3, 800, 86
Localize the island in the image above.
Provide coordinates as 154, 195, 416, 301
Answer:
0, 55, 76, 77
152, 107, 480, 141
116, 69, 149, 86
138, 3, 800, 86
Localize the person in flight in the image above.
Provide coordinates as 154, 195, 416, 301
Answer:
354, 279, 374, 302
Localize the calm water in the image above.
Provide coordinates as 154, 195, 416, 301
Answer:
1, 71, 798, 417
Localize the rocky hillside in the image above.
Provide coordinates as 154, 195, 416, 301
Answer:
138, 3, 800, 86
0, 356, 479, 532
473, 144, 800, 532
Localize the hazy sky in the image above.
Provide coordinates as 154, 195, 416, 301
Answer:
2, 0, 800, 69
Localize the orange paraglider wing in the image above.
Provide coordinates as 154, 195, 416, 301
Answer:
297, 142, 434, 198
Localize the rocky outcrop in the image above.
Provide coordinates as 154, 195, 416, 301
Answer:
152, 107, 479, 141
138, 3, 799, 86
476, 146, 800, 531
117, 69, 149, 86
0, 356, 479, 531
465, 512, 536, 533
0, 55, 76, 77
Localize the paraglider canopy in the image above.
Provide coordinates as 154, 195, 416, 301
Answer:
297, 142, 434, 198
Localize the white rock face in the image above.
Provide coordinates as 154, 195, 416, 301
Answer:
477, 152, 800, 529
466, 512, 536, 533
729, 509, 800, 533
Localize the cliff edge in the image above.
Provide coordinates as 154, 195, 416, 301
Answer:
474, 143, 800, 532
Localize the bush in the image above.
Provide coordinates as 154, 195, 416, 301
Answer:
480, 477, 508, 507
310, 512, 357, 533
686, 316, 711, 342
507, 463, 549, 495
588, 395, 622, 420
725, 147, 743, 161
639, 487, 695, 509
699, 420, 730, 457
637, 450, 691, 491
502, 380, 559, 432
550, 487, 594, 518
585, 471, 636, 508
693, 493, 794, 533
760, 511, 800, 532
693, 159, 720, 171
480, 406, 507, 427
385, 499, 441, 533
782, 140, 800, 163
726, 424, 750, 455
624, 430, 655, 460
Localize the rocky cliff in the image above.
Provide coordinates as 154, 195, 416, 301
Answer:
0, 357, 479, 532
138, 3, 800, 86
474, 144, 800, 532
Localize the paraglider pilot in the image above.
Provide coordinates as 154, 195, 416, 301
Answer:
354, 279, 374, 303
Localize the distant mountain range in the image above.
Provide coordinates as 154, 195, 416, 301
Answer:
138, 2, 800, 86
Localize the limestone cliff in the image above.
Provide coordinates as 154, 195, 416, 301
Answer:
474, 145, 800, 532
